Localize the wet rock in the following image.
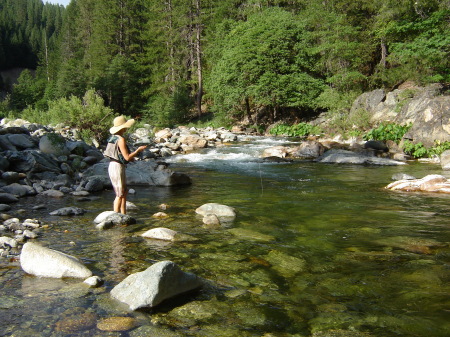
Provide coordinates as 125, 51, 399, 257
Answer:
49, 207, 86, 216
20, 242, 93, 278
129, 325, 185, 337
391, 173, 416, 181
142, 227, 178, 241
261, 146, 289, 158
84, 275, 103, 287
152, 212, 168, 218
1, 171, 26, 183
0, 192, 19, 203
195, 203, 236, 218
202, 214, 221, 227
227, 228, 274, 242
97, 317, 137, 331
264, 250, 307, 277
111, 260, 202, 310
291, 140, 325, 159
41, 189, 65, 197
0, 204, 11, 211
55, 311, 97, 333
317, 149, 406, 166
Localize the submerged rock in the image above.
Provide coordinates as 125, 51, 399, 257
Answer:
195, 203, 236, 218
20, 242, 93, 278
110, 261, 202, 310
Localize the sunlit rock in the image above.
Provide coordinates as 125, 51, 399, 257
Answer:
386, 174, 450, 193
195, 203, 236, 218
111, 261, 202, 310
20, 242, 93, 278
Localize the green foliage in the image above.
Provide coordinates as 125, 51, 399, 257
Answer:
363, 123, 412, 143
21, 89, 113, 143
403, 140, 450, 158
145, 84, 194, 128
206, 7, 325, 117
269, 123, 322, 138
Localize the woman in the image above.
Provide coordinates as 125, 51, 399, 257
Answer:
107, 116, 147, 214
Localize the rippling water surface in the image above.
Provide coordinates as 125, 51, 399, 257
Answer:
1, 136, 449, 336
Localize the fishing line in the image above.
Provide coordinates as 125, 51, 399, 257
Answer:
259, 162, 264, 194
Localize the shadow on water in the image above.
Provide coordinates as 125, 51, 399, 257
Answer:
1, 137, 450, 336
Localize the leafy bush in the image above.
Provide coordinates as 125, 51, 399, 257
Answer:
403, 140, 450, 158
363, 123, 411, 143
145, 85, 193, 127
21, 89, 114, 143
269, 122, 322, 137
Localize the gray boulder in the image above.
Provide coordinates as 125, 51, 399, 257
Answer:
1, 183, 36, 197
6, 150, 61, 173
7, 133, 36, 149
49, 207, 86, 216
110, 261, 202, 310
39, 133, 70, 156
94, 211, 136, 226
20, 242, 93, 278
316, 149, 406, 166
82, 161, 191, 187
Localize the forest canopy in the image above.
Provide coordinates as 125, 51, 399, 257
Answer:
0, 0, 449, 130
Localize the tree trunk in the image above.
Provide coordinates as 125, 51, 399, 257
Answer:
195, 0, 203, 117
380, 39, 387, 68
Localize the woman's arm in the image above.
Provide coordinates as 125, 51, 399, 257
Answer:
117, 137, 147, 162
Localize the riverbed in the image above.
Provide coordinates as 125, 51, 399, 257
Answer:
1, 136, 449, 336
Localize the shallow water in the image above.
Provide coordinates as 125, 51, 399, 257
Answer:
1, 136, 450, 337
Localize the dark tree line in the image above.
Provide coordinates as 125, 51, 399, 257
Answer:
1, 0, 449, 127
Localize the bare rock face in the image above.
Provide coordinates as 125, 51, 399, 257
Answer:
110, 261, 202, 310
20, 242, 93, 278
350, 84, 450, 147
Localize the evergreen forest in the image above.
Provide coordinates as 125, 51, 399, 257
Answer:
0, 0, 448, 139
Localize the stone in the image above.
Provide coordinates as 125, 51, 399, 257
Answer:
97, 317, 137, 331
141, 227, 178, 241
49, 207, 86, 216
39, 133, 69, 156
84, 276, 103, 287
195, 203, 236, 218
386, 174, 450, 193
110, 261, 202, 310
317, 149, 406, 166
0, 192, 19, 203
93, 211, 136, 226
20, 242, 93, 278
1, 183, 36, 197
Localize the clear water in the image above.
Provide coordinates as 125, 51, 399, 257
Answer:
1, 136, 449, 336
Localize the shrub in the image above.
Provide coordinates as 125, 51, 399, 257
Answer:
403, 140, 450, 158
363, 123, 411, 144
269, 122, 322, 137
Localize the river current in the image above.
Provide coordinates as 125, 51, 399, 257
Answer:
1, 136, 449, 336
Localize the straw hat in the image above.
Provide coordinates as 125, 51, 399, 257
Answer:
109, 116, 135, 134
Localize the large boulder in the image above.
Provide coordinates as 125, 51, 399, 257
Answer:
39, 133, 70, 156
6, 150, 61, 173
110, 261, 202, 310
316, 149, 406, 166
82, 161, 191, 187
20, 242, 93, 278
385, 174, 450, 193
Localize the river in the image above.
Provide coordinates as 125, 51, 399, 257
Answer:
1, 135, 449, 336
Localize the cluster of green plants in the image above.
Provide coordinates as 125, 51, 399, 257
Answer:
363, 123, 412, 143
269, 122, 322, 138
402, 140, 450, 159
10, 89, 114, 144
